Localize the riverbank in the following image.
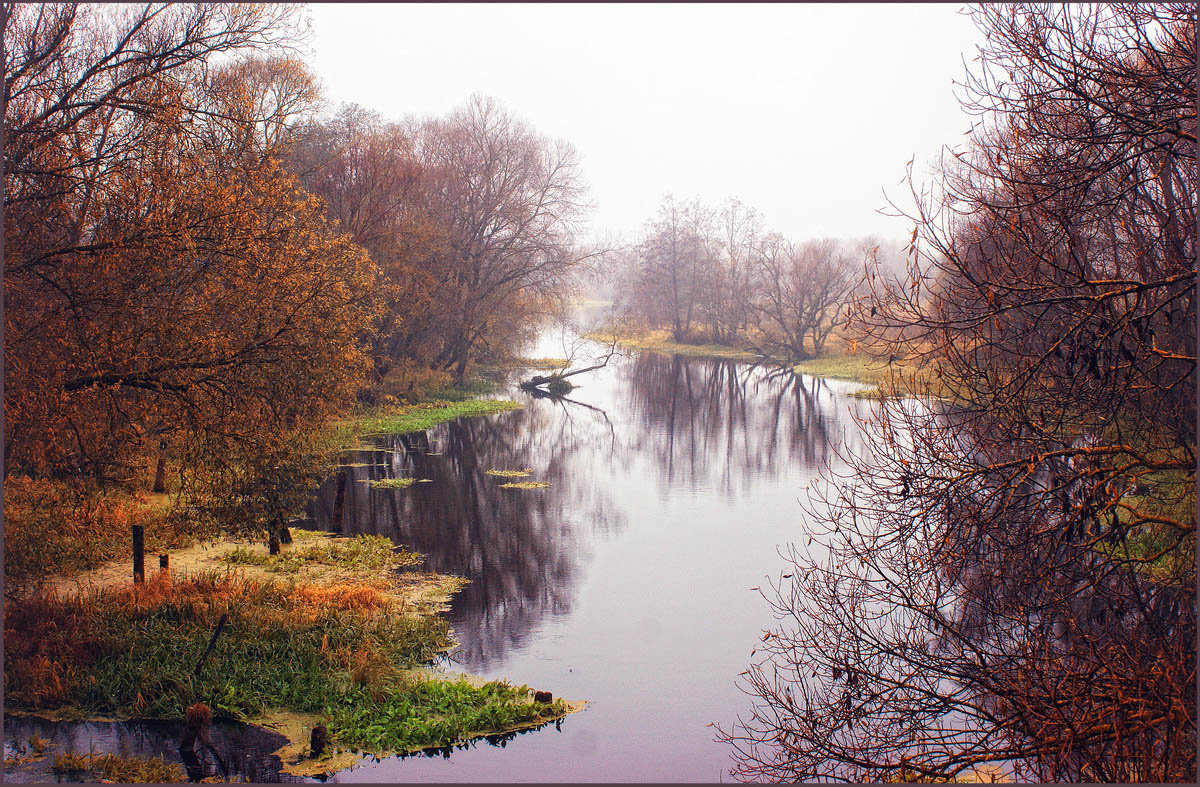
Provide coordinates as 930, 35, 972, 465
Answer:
585, 329, 762, 362
4, 394, 588, 781
5, 397, 523, 589
587, 328, 944, 396
5, 530, 579, 780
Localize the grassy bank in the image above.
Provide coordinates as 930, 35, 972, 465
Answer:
1092, 469, 1195, 584
587, 327, 947, 396
5, 389, 520, 586
4, 530, 575, 777
343, 399, 521, 438
792, 352, 947, 398
791, 354, 893, 387
585, 329, 760, 361
3, 373, 560, 778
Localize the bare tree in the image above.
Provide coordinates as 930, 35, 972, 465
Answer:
415, 94, 595, 381
286, 104, 440, 380
751, 237, 858, 360
627, 195, 717, 342
719, 4, 1195, 782
700, 198, 762, 344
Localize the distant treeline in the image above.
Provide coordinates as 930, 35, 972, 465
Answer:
606, 195, 907, 359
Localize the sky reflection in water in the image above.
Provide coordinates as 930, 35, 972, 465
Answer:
308, 350, 876, 782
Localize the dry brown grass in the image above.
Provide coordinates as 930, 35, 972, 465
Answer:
52, 751, 187, 782
108, 571, 262, 624
290, 583, 390, 619
4, 476, 202, 589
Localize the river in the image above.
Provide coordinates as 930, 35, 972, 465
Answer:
305, 336, 878, 782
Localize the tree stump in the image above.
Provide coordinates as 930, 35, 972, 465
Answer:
310, 724, 328, 758
180, 702, 212, 750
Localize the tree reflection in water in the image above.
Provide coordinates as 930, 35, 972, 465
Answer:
717, 399, 1195, 783
304, 352, 871, 671
624, 353, 869, 493
306, 400, 618, 669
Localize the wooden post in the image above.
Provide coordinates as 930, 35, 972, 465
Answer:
132, 525, 145, 584
159, 554, 169, 570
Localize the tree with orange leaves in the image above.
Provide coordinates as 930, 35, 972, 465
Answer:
3, 3, 379, 537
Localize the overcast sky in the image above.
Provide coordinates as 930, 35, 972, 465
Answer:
306, 3, 985, 246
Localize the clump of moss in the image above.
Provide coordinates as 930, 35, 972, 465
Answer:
498, 481, 550, 490
52, 752, 187, 783
485, 468, 533, 478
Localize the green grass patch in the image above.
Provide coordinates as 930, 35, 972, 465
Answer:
793, 354, 892, 386
330, 677, 568, 753
5, 560, 568, 758
1094, 471, 1195, 583
344, 399, 522, 437
1094, 525, 1195, 583
423, 379, 505, 402
794, 352, 949, 398
223, 533, 420, 574
514, 357, 569, 370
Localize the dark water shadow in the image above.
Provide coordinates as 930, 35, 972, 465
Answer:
3, 714, 300, 783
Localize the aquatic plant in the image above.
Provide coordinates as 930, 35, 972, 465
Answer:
485, 468, 533, 478
330, 678, 568, 753
367, 477, 432, 490
498, 481, 549, 490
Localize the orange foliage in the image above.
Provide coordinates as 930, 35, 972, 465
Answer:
4, 6, 378, 497
4, 476, 173, 582
108, 572, 261, 625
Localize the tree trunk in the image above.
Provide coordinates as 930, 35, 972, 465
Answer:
153, 439, 167, 493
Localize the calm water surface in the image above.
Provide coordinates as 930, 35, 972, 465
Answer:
308, 345, 877, 782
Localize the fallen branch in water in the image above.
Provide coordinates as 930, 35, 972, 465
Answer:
521, 332, 620, 395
